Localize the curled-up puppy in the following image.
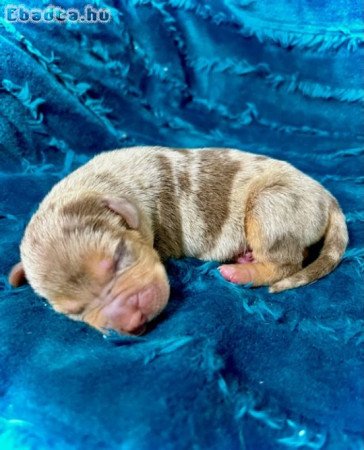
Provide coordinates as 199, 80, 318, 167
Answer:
9, 147, 348, 335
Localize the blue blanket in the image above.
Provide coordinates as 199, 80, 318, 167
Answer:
0, 1, 363, 449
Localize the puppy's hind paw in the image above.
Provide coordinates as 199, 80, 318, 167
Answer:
218, 264, 256, 285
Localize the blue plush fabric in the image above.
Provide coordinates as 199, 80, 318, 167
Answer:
0, 1, 363, 449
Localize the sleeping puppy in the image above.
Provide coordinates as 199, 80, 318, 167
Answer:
9, 147, 348, 335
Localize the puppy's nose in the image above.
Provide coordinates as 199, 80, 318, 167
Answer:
127, 310, 147, 333
103, 297, 146, 334
137, 286, 156, 310
131, 324, 147, 336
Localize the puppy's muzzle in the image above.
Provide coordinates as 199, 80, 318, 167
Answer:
101, 281, 170, 335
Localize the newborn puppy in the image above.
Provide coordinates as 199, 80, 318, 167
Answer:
9, 147, 348, 334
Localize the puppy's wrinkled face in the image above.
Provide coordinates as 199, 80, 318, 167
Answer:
19, 196, 170, 335
53, 231, 169, 335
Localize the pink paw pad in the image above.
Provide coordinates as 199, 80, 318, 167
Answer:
218, 264, 256, 285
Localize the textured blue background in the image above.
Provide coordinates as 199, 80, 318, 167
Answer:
0, 1, 363, 449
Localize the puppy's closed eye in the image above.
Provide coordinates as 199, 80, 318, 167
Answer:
114, 241, 126, 269
113, 240, 136, 272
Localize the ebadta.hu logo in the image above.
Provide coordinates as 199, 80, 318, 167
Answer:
4, 4, 112, 23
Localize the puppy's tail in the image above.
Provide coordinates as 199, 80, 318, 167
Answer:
270, 199, 348, 293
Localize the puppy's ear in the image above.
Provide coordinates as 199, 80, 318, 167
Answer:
8, 262, 27, 287
103, 197, 139, 230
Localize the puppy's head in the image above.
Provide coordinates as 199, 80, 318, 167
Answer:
12, 194, 170, 335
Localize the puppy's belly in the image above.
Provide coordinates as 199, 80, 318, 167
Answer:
182, 219, 247, 262
181, 175, 249, 261
154, 179, 250, 262
154, 206, 247, 262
